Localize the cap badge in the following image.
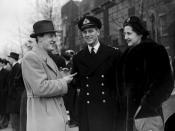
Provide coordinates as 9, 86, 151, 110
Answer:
83, 18, 90, 25
126, 18, 130, 23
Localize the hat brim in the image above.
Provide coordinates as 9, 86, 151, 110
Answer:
8, 56, 18, 60
80, 24, 101, 31
30, 30, 58, 38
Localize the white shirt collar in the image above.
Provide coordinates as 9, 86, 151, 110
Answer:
88, 42, 100, 54
12, 61, 18, 67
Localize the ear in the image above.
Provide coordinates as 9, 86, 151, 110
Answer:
96, 28, 100, 36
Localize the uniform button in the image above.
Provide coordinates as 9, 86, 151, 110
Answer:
86, 92, 90, 96
102, 99, 106, 103
102, 91, 105, 95
86, 84, 89, 87
101, 75, 104, 78
86, 76, 89, 79
101, 83, 104, 86
86, 101, 90, 104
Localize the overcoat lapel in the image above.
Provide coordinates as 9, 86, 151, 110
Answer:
45, 57, 58, 75
81, 44, 110, 76
33, 47, 58, 76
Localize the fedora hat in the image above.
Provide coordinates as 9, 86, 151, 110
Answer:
8, 52, 19, 60
30, 20, 57, 38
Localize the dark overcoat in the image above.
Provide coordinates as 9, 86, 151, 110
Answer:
72, 43, 122, 131
120, 39, 174, 131
0, 68, 10, 113
6, 63, 25, 113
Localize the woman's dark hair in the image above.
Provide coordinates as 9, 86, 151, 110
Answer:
123, 16, 149, 40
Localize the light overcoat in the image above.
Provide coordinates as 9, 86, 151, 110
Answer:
22, 46, 68, 131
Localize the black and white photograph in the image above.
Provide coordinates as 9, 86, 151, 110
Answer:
0, 0, 175, 131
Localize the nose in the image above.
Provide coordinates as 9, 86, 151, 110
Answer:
84, 32, 89, 36
52, 36, 56, 41
124, 34, 128, 40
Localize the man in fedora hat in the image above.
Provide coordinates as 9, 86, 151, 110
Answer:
22, 20, 77, 131
71, 15, 124, 131
8, 52, 19, 61
6, 52, 25, 131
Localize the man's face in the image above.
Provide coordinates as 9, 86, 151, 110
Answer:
82, 27, 100, 47
38, 33, 56, 53
124, 26, 142, 46
5, 63, 12, 71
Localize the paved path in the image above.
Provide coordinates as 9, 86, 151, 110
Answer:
0, 124, 78, 131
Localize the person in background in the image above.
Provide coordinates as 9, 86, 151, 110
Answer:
71, 15, 123, 131
62, 50, 75, 70
22, 20, 76, 131
0, 58, 10, 129
62, 49, 79, 128
120, 16, 174, 131
6, 52, 25, 131
48, 42, 66, 70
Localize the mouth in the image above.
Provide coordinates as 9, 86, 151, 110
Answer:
126, 39, 131, 43
50, 41, 56, 45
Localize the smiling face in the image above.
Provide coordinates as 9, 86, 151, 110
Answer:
124, 25, 142, 46
37, 32, 56, 53
82, 27, 100, 47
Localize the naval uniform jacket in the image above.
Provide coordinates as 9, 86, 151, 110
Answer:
72, 43, 121, 131
120, 39, 174, 131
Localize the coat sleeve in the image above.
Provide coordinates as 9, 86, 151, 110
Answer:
22, 52, 68, 97
140, 44, 174, 110
70, 55, 80, 89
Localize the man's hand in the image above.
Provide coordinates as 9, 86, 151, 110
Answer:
63, 73, 77, 84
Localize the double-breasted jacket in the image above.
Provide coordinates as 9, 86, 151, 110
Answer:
72, 43, 122, 131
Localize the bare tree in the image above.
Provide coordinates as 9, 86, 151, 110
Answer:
35, 0, 62, 29
35, 0, 63, 54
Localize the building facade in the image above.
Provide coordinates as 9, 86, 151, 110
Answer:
61, 0, 80, 51
61, 0, 175, 57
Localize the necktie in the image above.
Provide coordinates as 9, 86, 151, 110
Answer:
91, 47, 95, 56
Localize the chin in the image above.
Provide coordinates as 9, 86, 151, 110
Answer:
128, 43, 133, 46
87, 40, 94, 44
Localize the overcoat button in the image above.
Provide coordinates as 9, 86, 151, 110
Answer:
86, 92, 90, 96
86, 84, 89, 87
101, 83, 104, 86
102, 91, 105, 95
101, 75, 104, 78
86, 101, 90, 104
102, 99, 106, 103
